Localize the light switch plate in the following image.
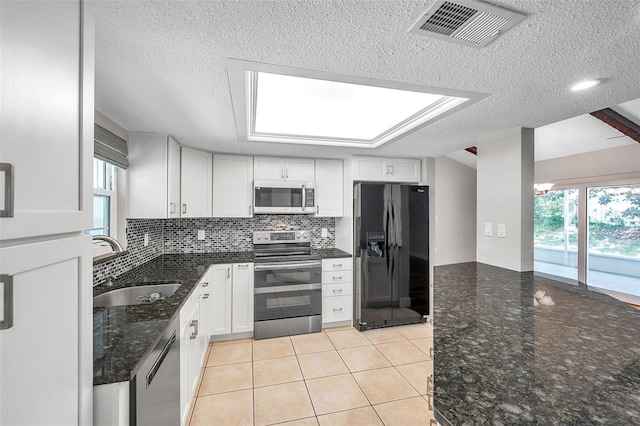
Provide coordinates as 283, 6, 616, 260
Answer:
498, 224, 506, 238
197, 230, 205, 240
321, 228, 328, 238
484, 223, 492, 237
143, 233, 149, 247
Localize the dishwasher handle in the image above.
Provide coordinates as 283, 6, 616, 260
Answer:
146, 330, 177, 388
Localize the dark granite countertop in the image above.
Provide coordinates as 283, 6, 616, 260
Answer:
93, 252, 253, 385
93, 249, 351, 386
433, 262, 640, 425
313, 248, 352, 259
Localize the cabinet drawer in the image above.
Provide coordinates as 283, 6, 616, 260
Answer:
322, 282, 352, 298
322, 270, 351, 284
323, 295, 352, 322
322, 258, 352, 272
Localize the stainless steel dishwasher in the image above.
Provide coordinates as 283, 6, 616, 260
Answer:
131, 316, 180, 426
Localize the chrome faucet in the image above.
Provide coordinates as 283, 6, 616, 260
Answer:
93, 235, 125, 252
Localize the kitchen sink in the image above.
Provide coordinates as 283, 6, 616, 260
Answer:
93, 282, 182, 307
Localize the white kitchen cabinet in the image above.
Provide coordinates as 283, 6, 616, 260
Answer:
232, 263, 254, 333
0, 236, 92, 425
128, 133, 182, 218
315, 159, 343, 217
209, 264, 233, 335
180, 299, 200, 425
213, 154, 254, 217
353, 156, 420, 183
181, 147, 213, 217
254, 156, 315, 181
321, 257, 353, 327
0, 0, 93, 241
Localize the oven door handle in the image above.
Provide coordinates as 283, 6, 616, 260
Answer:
254, 261, 321, 271
254, 283, 321, 294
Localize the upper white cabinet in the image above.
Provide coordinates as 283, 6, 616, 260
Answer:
128, 132, 180, 219
254, 156, 315, 181
353, 156, 421, 183
0, 0, 93, 241
213, 155, 253, 217
128, 133, 182, 218
315, 159, 343, 217
180, 147, 212, 217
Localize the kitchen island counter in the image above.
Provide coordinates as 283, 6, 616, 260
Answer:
434, 262, 640, 425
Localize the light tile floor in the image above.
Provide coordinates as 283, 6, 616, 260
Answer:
188, 322, 435, 426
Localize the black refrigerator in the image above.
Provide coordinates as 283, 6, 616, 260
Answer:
354, 183, 430, 330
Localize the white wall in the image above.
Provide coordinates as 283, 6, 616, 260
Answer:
434, 156, 477, 266
476, 128, 534, 272
536, 143, 640, 183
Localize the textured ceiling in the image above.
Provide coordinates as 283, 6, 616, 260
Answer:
95, 0, 640, 159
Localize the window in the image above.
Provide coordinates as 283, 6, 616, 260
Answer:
88, 158, 116, 237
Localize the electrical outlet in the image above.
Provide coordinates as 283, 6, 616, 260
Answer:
197, 230, 205, 240
321, 228, 328, 238
143, 233, 149, 247
484, 223, 492, 237
498, 224, 506, 238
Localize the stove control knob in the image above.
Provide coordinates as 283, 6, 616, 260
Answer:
256, 235, 262, 240
296, 233, 301, 239
302, 232, 309, 239
265, 235, 270, 240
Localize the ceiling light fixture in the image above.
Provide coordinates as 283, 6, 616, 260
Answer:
570, 79, 600, 91
227, 59, 489, 148
534, 183, 554, 197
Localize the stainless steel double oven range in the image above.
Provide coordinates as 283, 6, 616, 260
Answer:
253, 230, 322, 339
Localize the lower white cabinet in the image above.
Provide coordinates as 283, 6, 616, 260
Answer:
321, 257, 353, 326
0, 236, 92, 426
210, 263, 254, 336
232, 263, 254, 333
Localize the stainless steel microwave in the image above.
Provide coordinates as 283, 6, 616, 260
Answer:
253, 180, 316, 214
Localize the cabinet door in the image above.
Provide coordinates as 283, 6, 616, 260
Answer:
210, 264, 232, 335
213, 155, 253, 217
0, 0, 93, 240
285, 158, 315, 181
0, 236, 92, 426
353, 157, 387, 181
315, 159, 343, 217
167, 136, 181, 218
186, 303, 200, 409
232, 263, 254, 334
180, 147, 212, 217
254, 156, 286, 180
388, 158, 421, 183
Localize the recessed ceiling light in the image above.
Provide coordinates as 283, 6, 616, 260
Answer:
226, 59, 489, 148
570, 79, 600, 91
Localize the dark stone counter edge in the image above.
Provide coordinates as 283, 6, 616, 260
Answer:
93, 249, 352, 386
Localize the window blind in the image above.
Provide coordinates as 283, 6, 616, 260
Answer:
94, 124, 129, 169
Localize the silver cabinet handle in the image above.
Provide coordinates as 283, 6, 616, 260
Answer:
202, 293, 210, 299
0, 275, 13, 330
384, 163, 389, 175
332, 276, 342, 280
389, 164, 394, 175
286, 169, 289, 179
249, 205, 252, 215
237, 264, 249, 269
430, 347, 434, 358
190, 319, 198, 339
333, 307, 342, 312
0, 163, 14, 218
332, 289, 343, 294
182, 204, 187, 214
202, 282, 209, 287
316, 205, 319, 214
169, 202, 175, 214
281, 169, 284, 179
227, 267, 230, 279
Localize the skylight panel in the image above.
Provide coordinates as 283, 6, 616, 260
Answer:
254, 73, 445, 140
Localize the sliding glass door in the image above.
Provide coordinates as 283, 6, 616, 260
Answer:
534, 189, 579, 283
587, 184, 640, 302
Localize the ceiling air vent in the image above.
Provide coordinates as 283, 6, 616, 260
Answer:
409, 0, 526, 48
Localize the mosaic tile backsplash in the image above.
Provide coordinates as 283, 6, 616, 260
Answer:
93, 216, 336, 284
